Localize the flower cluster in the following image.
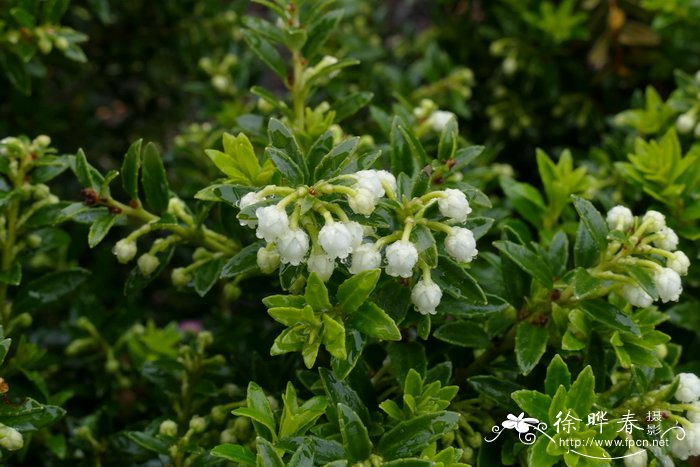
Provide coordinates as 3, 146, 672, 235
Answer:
238, 171, 479, 315
413, 99, 456, 132
606, 206, 690, 307
671, 373, 700, 460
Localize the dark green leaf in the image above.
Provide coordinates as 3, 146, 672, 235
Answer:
266, 147, 304, 185
572, 196, 608, 251
121, 139, 142, 200
0, 263, 21, 286
255, 437, 284, 467
319, 368, 370, 427
314, 137, 359, 181
332, 330, 365, 379
243, 30, 287, 80
333, 92, 373, 122
434, 321, 490, 348
378, 411, 459, 460
141, 142, 170, 213
515, 322, 549, 375
566, 366, 595, 417
468, 376, 522, 413
578, 300, 641, 336
221, 242, 263, 278
437, 115, 458, 160
194, 257, 225, 297
545, 355, 571, 397
494, 241, 553, 288
337, 403, 371, 462
211, 444, 256, 465
125, 432, 169, 456
511, 390, 551, 422
387, 342, 427, 387
14, 268, 89, 314
88, 213, 118, 248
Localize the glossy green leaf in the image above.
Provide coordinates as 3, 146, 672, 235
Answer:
511, 390, 552, 422
194, 257, 224, 297
332, 330, 365, 379
337, 269, 380, 313
211, 444, 256, 465
141, 142, 170, 213
515, 322, 549, 375
378, 411, 459, 460
314, 137, 358, 181
572, 196, 608, 251
14, 268, 89, 314
348, 302, 401, 341
545, 355, 571, 397
319, 368, 370, 426
333, 92, 373, 122
266, 147, 304, 185
433, 321, 490, 348
494, 240, 553, 288
255, 437, 285, 467
288, 440, 315, 467
578, 300, 641, 336
305, 272, 332, 312
243, 30, 287, 80
221, 241, 263, 278
88, 213, 117, 248
387, 342, 427, 387
566, 366, 595, 417
337, 403, 371, 462
0, 263, 21, 286
121, 139, 142, 200
437, 115, 458, 160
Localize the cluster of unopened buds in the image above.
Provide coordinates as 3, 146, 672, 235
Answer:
670, 372, 700, 460
237, 169, 479, 315
605, 206, 690, 307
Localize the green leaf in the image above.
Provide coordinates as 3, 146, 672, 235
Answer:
221, 241, 263, 278
255, 437, 285, 467
223, 132, 262, 181
378, 411, 460, 460
494, 240, 553, 288
0, 398, 65, 431
319, 368, 370, 426
125, 432, 169, 456
321, 314, 346, 360
387, 342, 427, 388
500, 178, 546, 227
390, 117, 415, 175
211, 444, 256, 465
398, 124, 428, 168
194, 257, 225, 297
572, 196, 608, 252
574, 220, 598, 268
437, 115, 458, 160
263, 294, 306, 308
515, 322, 549, 375
266, 147, 305, 185
348, 302, 401, 341
337, 269, 380, 313
547, 230, 569, 277
333, 92, 373, 122
432, 257, 487, 304
624, 265, 658, 299
337, 403, 371, 462
74, 149, 98, 190
411, 224, 437, 268
305, 272, 332, 312
288, 440, 315, 467
14, 268, 89, 314
566, 366, 595, 417
578, 300, 641, 336
511, 390, 552, 422
141, 142, 170, 213
0, 263, 21, 286
243, 30, 287, 80
332, 330, 365, 379
88, 213, 117, 248
467, 376, 522, 413
433, 321, 490, 348
121, 139, 142, 200
545, 355, 571, 397
572, 268, 608, 300
314, 137, 359, 181
234, 382, 276, 439
0, 51, 30, 95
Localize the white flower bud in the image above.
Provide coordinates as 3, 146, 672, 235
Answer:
159, 420, 178, 437
172, 268, 190, 286
653, 267, 683, 303
385, 240, 418, 278
606, 205, 634, 231
654, 226, 679, 251
237, 192, 262, 228
687, 402, 700, 423
642, 210, 666, 233
307, 252, 335, 281
620, 284, 653, 308
277, 228, 309, 266
257, 247, 280, 274
137, 253, 160, 276
676, 113, 696, 134
668, 251, 690, 276
345, 221, 364, 248
411, 278, 442, 315
445, 227, 478, 263
113, 239, 137, 264
426, 110, 456, 132
376, 170, 397, 195
189, 415, 207, 433
676, 373, 700, 403
354, 170, 384, 197
0, 424, 23, 451
671, 419, 700, 460
438, 189, 472, 223
34, 135, 51, 147
349, 243, 381, 274
502, 56, 518, 75
255, 205, 289, 242
319, 222, 354, 259
348, 187, 378, 216
623, 447, 647, 467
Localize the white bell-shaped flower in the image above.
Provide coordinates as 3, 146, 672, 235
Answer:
605, 205, 634, 231
255, 205, 289, 242
411, 277, 442, 315
668, 251, 690, 276
385, 240, 418, 278
620, 284, 653, 308
349, 243, 381, 274
319, 222, 354, 259
277, 228, 310, 266
653, 267, 683, 303
438, 188, 471, 223
307, 252, 335, 281
445, 227, 478, 263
